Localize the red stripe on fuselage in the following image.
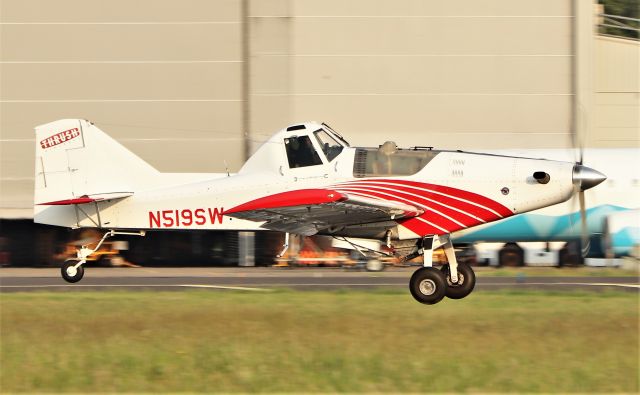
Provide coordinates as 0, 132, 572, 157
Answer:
334, 181, 503, 222
398, 217, 444, 236
335, 179, 512, 218
336, 187, 466, 233
381, 179, 513, 217
335, 185, 483, 227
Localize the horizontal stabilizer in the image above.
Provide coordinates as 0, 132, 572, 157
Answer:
37, 192, 133, 206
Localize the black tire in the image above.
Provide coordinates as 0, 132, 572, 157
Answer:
61, 260, 84, 283
409, 267, 447, 305
441, 263, 476, 299
498, 243, 524, 267
558, 242, 584, 267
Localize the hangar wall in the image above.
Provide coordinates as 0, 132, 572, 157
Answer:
1, 0, 637, 219
594, 36, 640, 146
249, 0, 575, 150
0, 0, 245, 218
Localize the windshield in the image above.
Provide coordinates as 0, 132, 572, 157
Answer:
284, 135, 323, 168
321, 123, 350, 147
313, 129, 344, 162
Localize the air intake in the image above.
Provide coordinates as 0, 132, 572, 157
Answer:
533, 171, 550, 184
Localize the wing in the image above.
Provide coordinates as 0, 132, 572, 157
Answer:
224, 188, 423, 235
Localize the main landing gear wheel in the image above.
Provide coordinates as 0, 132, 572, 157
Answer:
441, 263, 476, 299
409, 267, 447, 305
61, 259, 84, 283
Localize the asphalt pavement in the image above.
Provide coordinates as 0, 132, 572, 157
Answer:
1, 267, 638, 293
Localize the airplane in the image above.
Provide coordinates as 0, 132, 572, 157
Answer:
33, 119, 607, 304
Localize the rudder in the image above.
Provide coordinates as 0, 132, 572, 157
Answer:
34, 119, 158, 219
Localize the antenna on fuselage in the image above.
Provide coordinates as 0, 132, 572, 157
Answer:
223, 160, 230, 177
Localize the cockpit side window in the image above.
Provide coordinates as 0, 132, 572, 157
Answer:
353, 146, 439, 177
284, 136, 323, 168
313, 129, 344, 162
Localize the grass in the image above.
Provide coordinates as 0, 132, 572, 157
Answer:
1, 289, 638, 393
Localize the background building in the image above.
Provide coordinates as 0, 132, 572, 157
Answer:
0, 0, 638, 265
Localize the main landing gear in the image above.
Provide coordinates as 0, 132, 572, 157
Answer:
409, 234, 476, 304
60, 230, 145, 283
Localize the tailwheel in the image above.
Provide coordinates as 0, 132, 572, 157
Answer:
441, 263, 475, 299
409, 267, 447, 304
61, 259, 85, 283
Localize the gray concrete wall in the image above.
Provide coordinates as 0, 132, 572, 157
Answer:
1, 0, 636, 218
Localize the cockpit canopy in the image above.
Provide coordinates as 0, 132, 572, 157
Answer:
284, 124, 348, 168
238, 122, 349, 174
239, 121, 439, 178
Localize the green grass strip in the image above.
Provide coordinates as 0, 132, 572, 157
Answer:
1, 290, 638, 393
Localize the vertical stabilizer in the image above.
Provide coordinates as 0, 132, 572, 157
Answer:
34, 119, 157, 209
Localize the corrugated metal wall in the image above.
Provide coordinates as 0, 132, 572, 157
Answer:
1, 0, 245, 217
249, 0, 575, 150
1, 0, 637, 218
594, 36, 640, 146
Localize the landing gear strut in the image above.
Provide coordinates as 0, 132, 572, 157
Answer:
60, 230, 145, 284
409, 234, 475, 304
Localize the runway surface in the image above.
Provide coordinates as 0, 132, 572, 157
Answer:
1, 267, 638, 292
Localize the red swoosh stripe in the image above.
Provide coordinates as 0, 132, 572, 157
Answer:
225, 189, 346, 214
335, 188, 466, 232
335, 179, 512, 217
381, 179, 512, 217
335, 185, 484, 226
333, 179, 513, 236
226, 180, 513, 238
399, 217, 446, 236
334, 181, 501, 222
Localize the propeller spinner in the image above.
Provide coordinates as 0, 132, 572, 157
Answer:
572, 164, 607, 191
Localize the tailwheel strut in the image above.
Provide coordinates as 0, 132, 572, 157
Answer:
60, 230, 145, 284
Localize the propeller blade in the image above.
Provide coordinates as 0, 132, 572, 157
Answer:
568, 185, 578, 234
573, 103, 586, 165
571, 104, 595, 258
578, 190, 590, 257
578, 147, 584, 165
